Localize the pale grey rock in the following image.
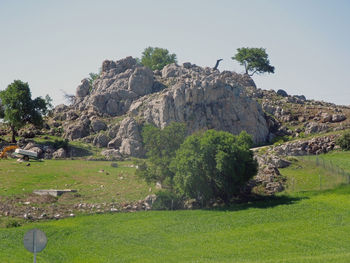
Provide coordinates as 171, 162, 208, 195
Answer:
162, 63, 180, 78
76, 79, 90, 98
119, 138, 143, 157
53, 148, 66, 159
130, 78, 269, 143
93, 134, 109, 148
30, 147, 44, 158
128, 67, 154, 96
331, 114, 346, 122
107, 137, 122, 149
321, 112, 331, 123
305, 122, 328, 135
107, 124, 120, 139
101, 149, 123, 161
63, 120, 90, 140
91, 119, 107, 133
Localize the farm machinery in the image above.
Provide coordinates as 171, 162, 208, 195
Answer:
0, 145, 18, 159
0, 145, 38, 160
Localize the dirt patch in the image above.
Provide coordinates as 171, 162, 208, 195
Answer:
25, 193, 57, 204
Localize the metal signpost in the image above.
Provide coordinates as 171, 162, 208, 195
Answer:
23, 229, 47, 263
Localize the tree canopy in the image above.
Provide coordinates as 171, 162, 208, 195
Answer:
232, 47, 275, 76
0, 80, 48, 142
171, 130, 257, 204
135, 122, 186, 188
141, 47, 177, 71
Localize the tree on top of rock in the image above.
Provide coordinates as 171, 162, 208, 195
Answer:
141, 47, 177, 71
0, 80, 48, 142
232, 47, 275, 76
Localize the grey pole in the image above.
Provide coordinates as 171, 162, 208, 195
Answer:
33, 229, 37, 263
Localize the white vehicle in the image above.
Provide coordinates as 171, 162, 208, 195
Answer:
15, 148, 38, 161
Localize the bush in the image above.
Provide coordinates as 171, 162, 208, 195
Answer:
6, 220, 21, 228
141, 47, 177, 71
172, 130, 258, 204
135, 122, 186, 188
53, 139, 69, 150
337, 132, 350, 150
152, 191, 181, 210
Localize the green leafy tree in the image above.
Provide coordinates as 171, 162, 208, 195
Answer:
172, 130, 257, 204
336, 132, 350, 150
141, 47, 177, 70
135, 122, 186, 188
232, 47, 275, 76
0, 80, 48, 142
87, 68, 101, 88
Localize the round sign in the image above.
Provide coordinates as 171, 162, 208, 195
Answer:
23, 229, 47, 253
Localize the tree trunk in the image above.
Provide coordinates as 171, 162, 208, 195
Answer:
10, 125, 16, 143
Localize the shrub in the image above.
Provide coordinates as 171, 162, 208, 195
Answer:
152, 190, 181, 210
135, 122, 186, 188
141, 47, 177, 71
172, 130, 258, 204
6, 220, 21, 228
336, 132, 350, 150
53, 139, 69, 150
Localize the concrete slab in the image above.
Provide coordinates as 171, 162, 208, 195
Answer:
33, 189, 77, 197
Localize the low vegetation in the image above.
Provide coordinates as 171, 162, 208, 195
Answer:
1, 184, 350, 262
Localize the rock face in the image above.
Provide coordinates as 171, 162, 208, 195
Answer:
129, 63, 269, 143
59, 57, 270, 154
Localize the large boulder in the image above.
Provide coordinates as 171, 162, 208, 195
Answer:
91, 119, 107, 133
93, 134, 109, 148
129, 75, 269, 143
101, 149, 123, 161
53, 148, 66, 159
76, 79, 90, 98
277, 89, 288, 97
108, 117, 144, 157
63, 119, 91, 140
331, 114, 346, 122
128, 67, 154, 96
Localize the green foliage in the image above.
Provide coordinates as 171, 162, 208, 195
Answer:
172, 130, 257, 204
336, 131, 350, 150
141, 46, 177, 70
53, 138, 69, 150
6, 220, 21, 228
232, 47, 275, 76
136, 122, 186, 188
0, 80, 48, 142
88, 69, 101, 90
271, 135, 291, 145
152, 190, 182, 210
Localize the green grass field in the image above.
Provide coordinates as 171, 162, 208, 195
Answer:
0, 159, 149, 204
1, 186, 350, 262
1, 151, 350, 262
281, 151, 350, 192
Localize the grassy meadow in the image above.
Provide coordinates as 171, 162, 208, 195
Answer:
0, 151, 350, 262
0, 159, 149, 204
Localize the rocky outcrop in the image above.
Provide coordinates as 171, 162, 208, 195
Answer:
57, 58, 270, 156
129, 63, 269, 143
109, 117, 143, 157
273, 134, 339, 156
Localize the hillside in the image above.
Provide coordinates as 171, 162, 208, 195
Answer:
1, 57, 350, 196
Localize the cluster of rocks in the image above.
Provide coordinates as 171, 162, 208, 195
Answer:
273, 134, 340, 156
53, 57, 273, 158
0, 194, 158, 222
250, 133, 341, 195
18, 141, 67, 159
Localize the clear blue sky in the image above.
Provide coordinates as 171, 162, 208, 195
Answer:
1, 0, 349, 105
